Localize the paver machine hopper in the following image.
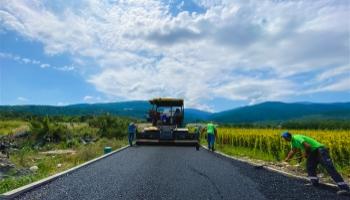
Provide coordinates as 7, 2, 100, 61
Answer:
136, 98, 199, 149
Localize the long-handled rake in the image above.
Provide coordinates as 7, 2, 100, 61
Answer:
254, 157, 302, 169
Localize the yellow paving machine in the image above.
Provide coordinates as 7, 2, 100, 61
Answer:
136, 98, 199, 149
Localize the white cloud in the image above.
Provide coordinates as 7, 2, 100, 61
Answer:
83, 95, 101, 103
177, 1, 185, 10
306, 78, 350, 94
21, 58, 30, 64
40, 63, 50, 68
55, 65, 75, 71
0, 52, 11, 58
31, 59, 40, 65
17, 96, 28, 102
322, 78, 350, 92
0, 51, 76, 72
316, 65, 350, 82
1, 0, 349, 109
57, 102, 68, 106
83, 96, 94, 101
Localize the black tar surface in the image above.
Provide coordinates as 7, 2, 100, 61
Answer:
13, 146, 349, 200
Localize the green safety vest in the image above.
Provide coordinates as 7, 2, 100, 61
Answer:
207, 123, 215, 135
291, 134, 324, 151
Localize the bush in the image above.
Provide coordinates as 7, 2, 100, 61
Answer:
88, 115, 130, 138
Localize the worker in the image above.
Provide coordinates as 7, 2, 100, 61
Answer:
173, 108, 181, 127
206, 122, 216, 151
194, 125, 201, 151
194, 126, 200, 139
161, 113, 168, 125
281, 131, 349, 195
128, 122, 137, 146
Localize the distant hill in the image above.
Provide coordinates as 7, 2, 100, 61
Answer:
1, 101, 350, 123
210, 102, 350, 123
184, 109, 211, 122
0, 101, 151, 119
0, 101, 211, 122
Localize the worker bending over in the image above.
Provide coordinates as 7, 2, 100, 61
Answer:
206, 122, 217, 151
281, 131, 349, 195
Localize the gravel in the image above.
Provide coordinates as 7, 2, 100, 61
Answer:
13, 146, 349, 200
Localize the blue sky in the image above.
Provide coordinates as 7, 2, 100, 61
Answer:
0, 0, 349, 112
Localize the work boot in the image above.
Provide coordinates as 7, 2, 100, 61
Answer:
337, 189, 349, 196
304, 182, 319, 187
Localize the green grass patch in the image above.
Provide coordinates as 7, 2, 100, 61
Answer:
0, 120, 29, 135
216, 144, 276, 161
200, 140, 349, 180
0, 175, 45, 194
0, 138, 128, 194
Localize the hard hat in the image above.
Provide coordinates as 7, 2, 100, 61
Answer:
281, 131, 291, 139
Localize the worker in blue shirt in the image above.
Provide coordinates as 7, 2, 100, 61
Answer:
128, 122, 137, 146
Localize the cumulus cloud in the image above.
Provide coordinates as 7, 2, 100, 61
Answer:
1, 0, 349, 109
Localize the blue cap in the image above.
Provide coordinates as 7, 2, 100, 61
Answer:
281, 131, 291, 139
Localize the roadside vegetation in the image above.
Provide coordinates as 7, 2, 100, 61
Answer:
0, 120, 29, 136
2, 110, 350, 193
199, 127, 350, 183
0, 114, 132, 193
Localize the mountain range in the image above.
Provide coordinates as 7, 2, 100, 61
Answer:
1, 101, 350, 123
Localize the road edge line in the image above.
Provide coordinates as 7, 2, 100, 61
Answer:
200, 145, 338, 190
0, 145, 130, 199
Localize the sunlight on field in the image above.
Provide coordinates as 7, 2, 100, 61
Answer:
214, 128, 350, 168
0, 120, 29, 135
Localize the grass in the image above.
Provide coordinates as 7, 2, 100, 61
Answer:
0, 120, 29, 135
216, 143, 276, 161
0, 138, 128, 194
200, 139, 350, 181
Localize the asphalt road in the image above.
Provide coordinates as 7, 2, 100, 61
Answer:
13, 146, 349, 200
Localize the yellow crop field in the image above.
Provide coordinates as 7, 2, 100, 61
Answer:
203, 128, 350, 168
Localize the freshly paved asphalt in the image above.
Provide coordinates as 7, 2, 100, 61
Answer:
13, 146, 349, 200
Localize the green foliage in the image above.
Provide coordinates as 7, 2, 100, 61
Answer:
0, 113, 133, 193
11, 114, 130, 149
0, 175, 42, 194
1, 138, 127, 193
0, 120, 28, 135
29, 116, 50, 141
29, 116, 67, 144
88, 114, 130, 138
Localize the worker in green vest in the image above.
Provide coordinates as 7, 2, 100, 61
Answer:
206, 122, 217, 151
281, 131, 349, 195
194, 125, 201, 151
